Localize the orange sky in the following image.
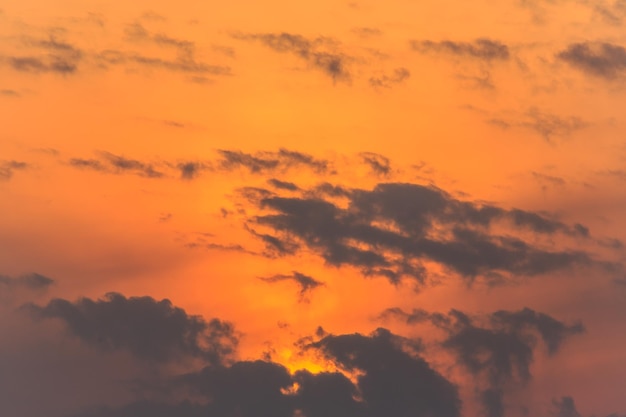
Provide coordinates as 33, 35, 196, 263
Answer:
1, 1, 626, 417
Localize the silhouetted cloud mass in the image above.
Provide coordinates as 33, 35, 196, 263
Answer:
558, 42, 626, 79
24, 293, 238, 364
247, 182, 598, 285
382, 307, 584, 417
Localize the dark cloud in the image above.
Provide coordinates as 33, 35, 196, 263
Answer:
66, 326, 461, 417
112, 23, 230, 78
259, 271, 325, 299
96, 50, 231, 75
100, 152, 164, 178
412, 38, 510, 61
552, 396, 582, 417
218, 149, 330, 174
68, 153, 164, 178
358, 152, 391, 176
3, 35, 83, 75
247, 182, 597, 286
557, 42, 626, 79
0, 160, 28, 180
369, 67, 410, 88
0, 273, 54, 290
383, 307, 583, 417
489, 108, 588, 141
309, 328, 461, 417
234, 32, 351, 82
24, 292, 238, 365
176, 162, 208, 180
268, 178, 300, 191
69, 158, 107, 171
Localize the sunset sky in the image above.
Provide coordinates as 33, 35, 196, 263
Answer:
2, 1, 626, 416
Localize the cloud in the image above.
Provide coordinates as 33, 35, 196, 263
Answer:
176, 162, 208, 180
65, 326, 461, 417
246, 182, 599, 286
268, 178, 300, 191
551, 396, 582, 417
2, 35, 83, 75
0, 160, 28, 180
218, 149, 330, 174
24, 292, 238, 365
0, 89, 20, 97
411, 38, 510, 61
0, 273, 55, 290
382, 307, 583, 417
557, 42, 626, 79
259, 271, 325, 299
308, 328, 461, 417
369, 67, 410, 88
358, 152, 391, 176
234, 32, 351, 82
488, 108, 588, 141
68, 153, 164, 178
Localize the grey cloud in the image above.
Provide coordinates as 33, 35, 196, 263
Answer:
358, 152, 391, 176
558, 42, 626, 79
259, 271, 325, 299
24, 292, 238, 365
369, 67, 410, 88
248, 182, 597, 285
68, 327, 460, 417
0, 273, 54, 290
0, 160, 28, 180
69, 158, 107, 171
4, 35, 83, 75
412, 38, 510, 61
234, 32, 351, 82
176, 162, 208, 180
309, 328, 461, 417
383, 307, 583, 417
218, 149, 330, 174
100, 152, 164, 178
268, 179, 300, 191
68, 153, 164, 178
552, 396, 582, 417
96, 24, 231, 78
489, 108, 588, 141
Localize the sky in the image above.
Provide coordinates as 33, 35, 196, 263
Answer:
1, 1, 626, 416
